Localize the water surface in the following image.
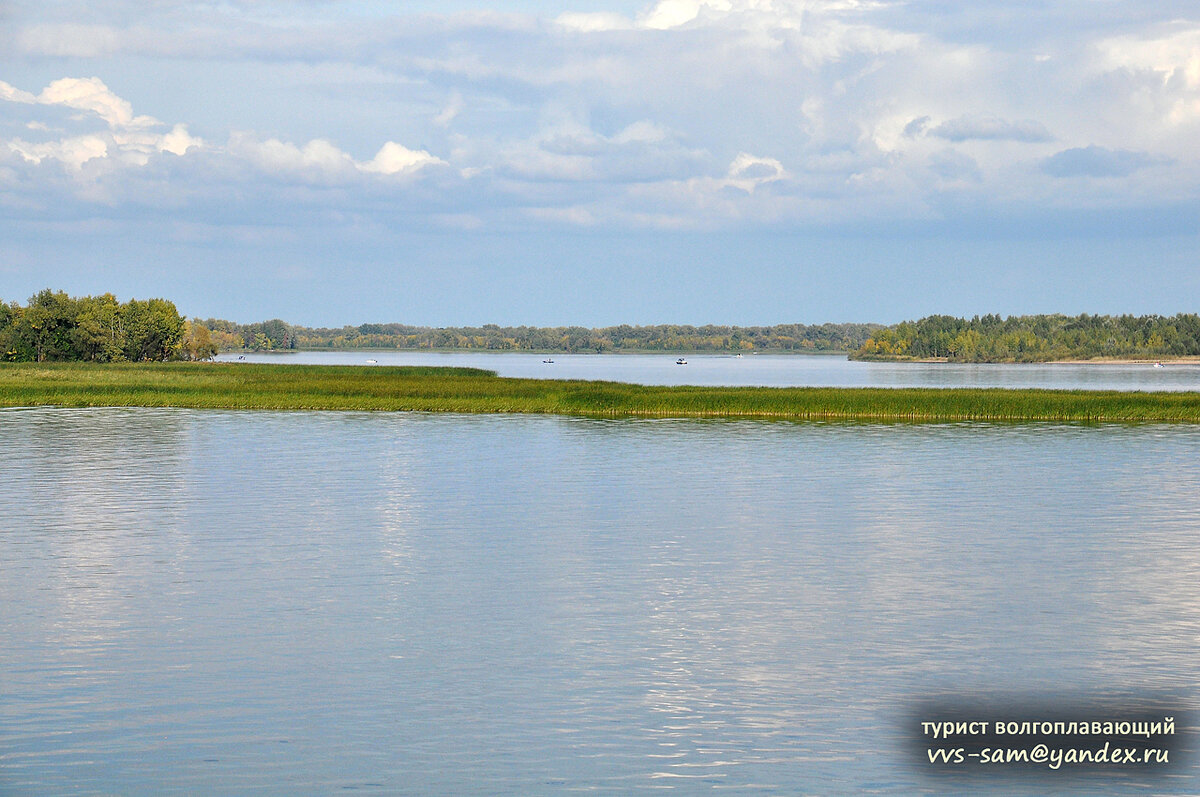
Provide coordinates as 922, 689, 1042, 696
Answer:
2, 408, 1198, 794
216, 350, 1200, 391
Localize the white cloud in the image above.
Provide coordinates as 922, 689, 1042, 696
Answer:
160, 124, 203, 156
612, 121, 669, 145
724, 152, 786, 192
229, 134, 358, 180
363, 141, 445, 175
1097, 25, 1200, 90
639, 0, 714, 30
0, 77, 442, 192
0, 77, 204, 170
554, 12, 633, 33
6, 136, 109, 170
38, 77, 151, 129
1, 3, 1199, 236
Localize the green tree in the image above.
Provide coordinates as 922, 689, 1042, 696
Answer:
16, 289, 78, 362
73, 293, 126, 361
123, 298, 185, 361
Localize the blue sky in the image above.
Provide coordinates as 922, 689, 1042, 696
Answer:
1, 0, 1198, 326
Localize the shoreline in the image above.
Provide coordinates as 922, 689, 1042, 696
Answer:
2, 362, 1198, 423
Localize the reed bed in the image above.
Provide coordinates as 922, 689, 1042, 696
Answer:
1, 362, 1198, 422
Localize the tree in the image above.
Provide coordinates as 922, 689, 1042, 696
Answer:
123, 298, 185, 361
73, 293, 126, 361
16, 289, 78, 362
180, 320, 218, 361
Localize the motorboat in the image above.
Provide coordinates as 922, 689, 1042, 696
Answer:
543, 358, 554, 363
676, 357, 687, 365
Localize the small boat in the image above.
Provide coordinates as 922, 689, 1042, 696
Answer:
1154, 362, 1165, 368
366, 358, 378, 364
543, 358, 554, 363
237, 355, 246, 361
676, 357, 687, 365
734, 353, 743, 358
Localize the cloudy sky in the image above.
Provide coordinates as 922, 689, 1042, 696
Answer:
1, 0, 1198, 325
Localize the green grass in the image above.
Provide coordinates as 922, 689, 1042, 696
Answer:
1, 361, 1198, 422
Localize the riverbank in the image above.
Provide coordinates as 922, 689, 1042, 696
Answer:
3, 362, 1199, 422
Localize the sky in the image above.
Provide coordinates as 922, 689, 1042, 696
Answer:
1, 0, 1198, 326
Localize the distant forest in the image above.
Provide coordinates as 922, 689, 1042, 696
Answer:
852, 313, 1200, 362
5, 290, 1197, 364
198, 318, 883, 354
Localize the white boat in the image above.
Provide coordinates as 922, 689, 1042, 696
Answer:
1154, 362, 1165, 368
676, 357, 687, 365
366, 358, 378, 364
543, 358, 554, 363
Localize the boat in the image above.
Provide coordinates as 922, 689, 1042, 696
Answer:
734, 353, 743, 358
543, 358, 554, 363
1154, 362, 1165, 368
676, 357, 687, 365
366, 358, 378, 364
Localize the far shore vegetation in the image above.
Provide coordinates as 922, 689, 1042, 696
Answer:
2, 362, 1198, 423
2, 289, 1198, 364
852, 313, 1200, 363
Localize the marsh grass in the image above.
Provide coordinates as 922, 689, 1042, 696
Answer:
1, 362, 1198, 422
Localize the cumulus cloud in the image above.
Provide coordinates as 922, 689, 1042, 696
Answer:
363, 142, 445, 176
1, 2, 1199, 234
5, 136, 109, 170
0, 77, 203, 170
1, 76, 443, 192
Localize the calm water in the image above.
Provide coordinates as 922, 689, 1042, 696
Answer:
215, 350, 1200, 391
2, 407, 1199, 794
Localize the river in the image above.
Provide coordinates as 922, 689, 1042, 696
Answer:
2, 407, 1197, 793
215, 350, 1200, 391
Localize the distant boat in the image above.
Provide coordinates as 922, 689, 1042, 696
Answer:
237, 355, 246, 361
543, 358, 554, 363
1154, 362, 1165, 368
734, 353, 743, 358
676, 357, 687, 365
366, 358, 378, 364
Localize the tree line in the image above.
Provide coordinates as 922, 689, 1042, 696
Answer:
197, 318, 883, 354
1, 290, 217, 362
852, 313, 1200, 362
15, 289, 1191, 365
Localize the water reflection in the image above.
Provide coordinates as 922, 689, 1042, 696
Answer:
1, 408, 1198, 794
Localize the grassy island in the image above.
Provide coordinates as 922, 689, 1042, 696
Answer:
2, 362, 1199, 422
